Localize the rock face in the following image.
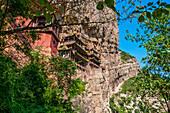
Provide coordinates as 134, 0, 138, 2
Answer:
58, 0, 140, 112
71, 51, 140, 113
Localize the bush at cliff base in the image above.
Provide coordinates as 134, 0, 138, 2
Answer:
0, 51, 86, 112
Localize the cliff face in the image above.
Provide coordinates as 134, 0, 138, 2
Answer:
71, 51, 140, 113
58, 1, 140, 112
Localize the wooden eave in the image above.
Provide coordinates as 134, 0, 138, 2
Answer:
90, 58, 101, 64
62, 41, 76, 45
89, 62, 100, 68
89, 54, 100, 60
89, 48, 99, 54
57, 48, 71, 51
75, 37, 86, 45
58, 44, 71, 51
75, 43, 87, 54
64, 34, 75, 38
75, 52, 88, 62
62, 41, 87, 54
64, 34, 86, 45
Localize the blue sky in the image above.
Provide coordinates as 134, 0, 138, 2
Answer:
117, 0, 170, 68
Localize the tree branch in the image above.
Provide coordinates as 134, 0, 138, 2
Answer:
0, 21, 108, 36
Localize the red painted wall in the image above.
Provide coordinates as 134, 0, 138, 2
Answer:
14, 17, 59, 56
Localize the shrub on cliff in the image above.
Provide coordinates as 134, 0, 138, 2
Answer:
119, 49, 135, 63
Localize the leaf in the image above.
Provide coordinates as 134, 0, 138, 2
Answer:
35, 10, 41, 16
138, 15, 144, 22
147, 2, 153, 6
22, 21, 25, 26
132, 10, 140, 14
152, 6, 156, 8
146, 12, 151, 18
97, 1, 104, 10
44, 13, 52, 23
105, 0, 114, 8
160, 2, 167, 6
157, 1, 160, 5
139, 6, 144, 9
45, 2, 54, 12
43, 9, 47, 15
154, 8, 162, 17
126, 30, 129, 33
105, 0, 114, 5
139, 45, 142, 48
162, 9, 169, 15
38, 0, 46, 5
165, 4, 170, 8
152, 12, 156, 18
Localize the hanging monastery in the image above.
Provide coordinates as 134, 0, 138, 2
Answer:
26, 15, 104, 71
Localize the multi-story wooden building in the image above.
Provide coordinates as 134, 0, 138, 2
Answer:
58, 34, 89, 70
57, 34, 102, 70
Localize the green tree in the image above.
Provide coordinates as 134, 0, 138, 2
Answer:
110, 1, 170, 112
0, 49, 86, 112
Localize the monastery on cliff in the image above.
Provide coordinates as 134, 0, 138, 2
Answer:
20, 15, 103, 71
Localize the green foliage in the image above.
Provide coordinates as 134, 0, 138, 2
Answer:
97, 1, 104, 10
110, 76, 168, 113
114, 1, 170, 112
138, 15, 144, 22
110, 77, 136, 112
131, 1, 170, 23
119, 49, 135, 62
0, 0, 54, 35
126, 2, 170, 73
97, 0, 120, 16
119, 77, 137, 94
0, 50, 86, 112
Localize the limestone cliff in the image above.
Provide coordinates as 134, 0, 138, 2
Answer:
58, 0, 140, 112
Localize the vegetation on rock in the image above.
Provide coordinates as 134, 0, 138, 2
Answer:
119, 49, 135, 63
110, 1, 170, 112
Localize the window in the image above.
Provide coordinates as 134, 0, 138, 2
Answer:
37, 17, 46, 26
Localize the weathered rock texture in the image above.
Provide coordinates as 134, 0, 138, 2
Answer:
71, 51, 140, 113
58, 0, 140, 112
